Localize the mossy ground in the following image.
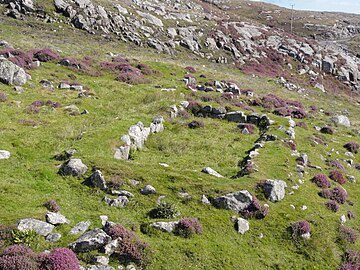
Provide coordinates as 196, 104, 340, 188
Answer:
0, 15, 359, 270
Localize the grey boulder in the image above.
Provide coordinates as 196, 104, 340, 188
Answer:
236, 218, 249, 234
17, 218, 54, 236
89, 170, 107, 190
150, 221, 179, 232
59, 158, 88, 176
0, 58, 27, 86
45, 212, 70, 225
70, 220, 91, 235
201, 167, 223, 178
141, 185, 156, 195
263, 180, 287, 202
45, 233, 62, 242
331, 115, 351, 127
103, 196, 129, 207
69, 228, 111, 252
213, 190, 253, 212
0, 150, 10, 159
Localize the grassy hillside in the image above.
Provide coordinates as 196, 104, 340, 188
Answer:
0, 10, 360, 270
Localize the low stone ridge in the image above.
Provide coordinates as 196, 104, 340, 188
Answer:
70, 220, 91, 235
0, 58, 27, 86
45, 212, 70, 225
17, 218, 55, 236
69, 228, 111, 252
213, 190, 253, 212
263, 180, 287, 202
0, 150, 10, 159
59, 158, 88, 176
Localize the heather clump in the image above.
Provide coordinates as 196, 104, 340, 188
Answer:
311, 174, 330, 188
325, 200, 339, 212
40, 248, 80, 270
237, 123, 256, 134
31, 48, 59, 62
327, 160, 345, 170
320, 186, 347, 204
339, 226, 358, 244
291, 220, 310, 239
185, 66, 196, 73
344, 142, 359, 154
0, 244, 39, 270
188, 120, 204, 129
43, 199, 60, 213
330, 170, 346, 185
174, 218, 203, 238
239, 197, 268, 219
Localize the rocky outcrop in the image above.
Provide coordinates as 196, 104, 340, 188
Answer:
17, 218, 54, 236
69, 228, 111, 252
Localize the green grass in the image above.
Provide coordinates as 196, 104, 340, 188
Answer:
0, 15, 359, 270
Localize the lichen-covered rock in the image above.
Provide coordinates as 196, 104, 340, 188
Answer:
236, 218, 249, 234
0, 58, 27, 86
0, 150, 10, 159
263, 180, 287, 202
150, 221, 179, 232
70, 220, 91, 235
69, 228, 111, 252
17, 218, 54, 236
89, 170, 107, 190
331, 115, 351, 127
46, 212, 70, 225
213, 191, 253, 212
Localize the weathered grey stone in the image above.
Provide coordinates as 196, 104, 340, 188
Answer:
89, 170, 107, 190
201, 195, 210, 204
150, 116, 164, 133
69, 228, 111, 252
201, 167, 223, 178
0, 58, 27, 86
322, 56, 335, 73
91, 256, 109, 266
263, 180, 287, 202
0, 150, 10, 159
128, 122, 150, 149
141, 185, 156, 195
150, 221, 179, 232
17, 218, 54, 236
225, 111, 246, 123
111, 190, 134, 198
45, 233, 61, 242
70, 220, 91, 235
331, 115, 351, 127
137, 11, 163, 27
104, 238, 119, 255
236, 218, 249, 234
87, 265, 114, 270
103, 196, 129, 207
213, 190, 253, 212
114, 145, 130, 160
59, 158, 88, 176
46, 212, 70, 225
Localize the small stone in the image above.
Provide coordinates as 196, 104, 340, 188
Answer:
45, 233, 61, 242
129, 179, 140, 186
91, 256, 109, 266
348, 175, 356, 183
340, 215, 346, 224
301, 232, 311, 240
0, 150, 10, 159
201, 195, 210, 204
103, 196, 129, 207
59, 158, 88, 176
301, 205, 307, 211
89, 170, 107, 190
159, 163, 169, 167
100, 216, 108, 227
290, 204, 295, 209
141, 185, 156, 195
236, 218, 249, 234
201, 167, 223, 178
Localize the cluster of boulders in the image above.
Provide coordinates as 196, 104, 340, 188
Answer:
114, 116, 164, 160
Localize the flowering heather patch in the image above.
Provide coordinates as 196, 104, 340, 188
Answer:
136, 63, 153, 75
332, 186, 348, 204
0, 49, 33, 68
339, 226, 358, 244
312, 174, 330, 188
339, 250, 360, 270
59, 57, 100, 77
175, 218, 203, 238
115, 237, 150, 267
237, 123, 256, 134
108, 224, 135, 240
31, 48, 59, 62
0, 92, 7, 102
296, 122, 308, 129
327, 160, 344, 169
116, 72, 147, 85
274, 106, 306, 119
186, 101, 203, 114
320, 126, 334, 135
188, 120, 204, 129
40, 248, 80, 270
0, 244, 39, 270
330, 170, 346, 185
112, 55, 129, 63
43, 199, 60, 213
291, 220, 310, 238
325, 200, 339, 212
261, 94, 286, 109
232, 101, 255, 112
185, 66, 196, 73
344, 142, 360, 154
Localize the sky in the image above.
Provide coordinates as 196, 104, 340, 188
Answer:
250, 0, 360, 14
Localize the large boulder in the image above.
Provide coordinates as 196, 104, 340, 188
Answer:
17, 218, 54, 236
89, 170, 107, 190
59, 158, 88, 176
0, 58, 27, 86
69, 228, 111, 252
263, 180, 287, 202
331, 115, 351, 127
213, 190, 253, 212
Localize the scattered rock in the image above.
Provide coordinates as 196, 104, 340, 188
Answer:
0, 150, 10, 159
213, 190, 253, 212
263, 180, 287, 202
45, 212, 70, 225
87, 265, 114, 270
236, 218, 249, 234
17, 218, 54, 236
45, 233, 61, 242
91, 256, 109, 266
103, 196, 129, 207
59, 158, 88, 176
104, 238, 119, 255
69, 228, 111, 252
150, 221, 179, 232
70, 220, 91, 235
89, 170, 108, 190
0, 58, 27, 86
141, 185, 156, 195
201, 195, 210, 204
111, 190, 134, 197
201, 167, 223, 178
331, 115, 351, 127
